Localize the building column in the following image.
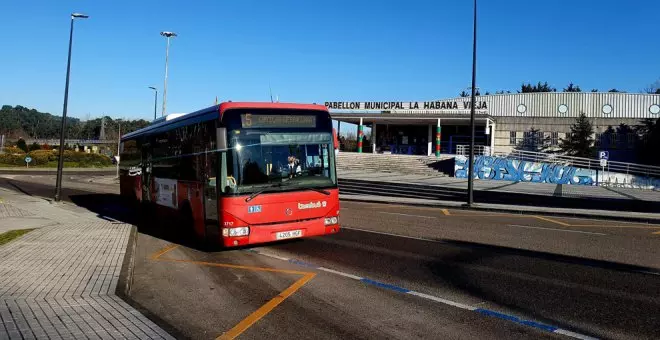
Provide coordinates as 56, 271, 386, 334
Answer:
372, 123, 377, 154
357, 117, 364, 153
490, 120, 496, 155
427, 124, 432, 156
435, 118, 441, 157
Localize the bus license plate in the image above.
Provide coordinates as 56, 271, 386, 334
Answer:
275, 230, 302, 240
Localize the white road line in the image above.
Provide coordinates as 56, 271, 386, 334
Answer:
380, 212, 437, 219
407, 291, 477, 311
250, 251, 290, 261
317, 267, 363, 280
343, 226, 446, 243
553, 329, 599, 340
507, 225, 607, 236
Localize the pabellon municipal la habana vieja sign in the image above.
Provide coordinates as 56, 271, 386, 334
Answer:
324, 101, 488, 110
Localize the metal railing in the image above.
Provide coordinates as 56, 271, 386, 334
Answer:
456, 145, 492, 156
494, 149, 660, 178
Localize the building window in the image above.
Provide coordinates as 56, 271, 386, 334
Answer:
602, 104, 613, 114
516, 104, 527, 114
558, 104, 568, 115
595, 133, 601, 147
509, 131, 517, 145
551, 132, 559, 146
650, 104, 660, 115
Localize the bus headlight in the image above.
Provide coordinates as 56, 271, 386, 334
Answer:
324, 216, 338, 225
223, 227, 250, 237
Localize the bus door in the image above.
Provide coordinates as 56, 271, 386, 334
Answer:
203, 127, 221, 238
141, 143, 152, 202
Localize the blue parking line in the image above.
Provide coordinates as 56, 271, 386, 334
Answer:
360, 278, 410, 293
475, 309, 558, 333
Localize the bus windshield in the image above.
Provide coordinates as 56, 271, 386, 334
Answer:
222, 110, 337, 195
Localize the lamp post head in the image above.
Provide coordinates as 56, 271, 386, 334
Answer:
71, 13, 89, 19
160, 31, 177, 38
148, 86, 157, 91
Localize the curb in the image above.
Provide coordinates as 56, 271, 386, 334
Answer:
340, 197, 660, 224
116, 225, 138, 298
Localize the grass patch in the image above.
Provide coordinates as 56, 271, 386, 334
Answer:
0, 229, 34, 246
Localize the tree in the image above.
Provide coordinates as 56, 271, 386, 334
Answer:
519, 82, 556, 93
608, 88, 621, 93
484, 91, 491, 95
459, 91, 469, 97
558, 112, 595, 157
495, 90, 511, 94
28, 142, 41, 152
591, 89, 598, 92
16, 138, 28, 153
563, 83, 582, 92
636, 118, 660, 166
517, 127, 545, 152
642, 79, 660, 94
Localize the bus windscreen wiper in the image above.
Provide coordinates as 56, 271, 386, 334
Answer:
282, 181, 331, 195
245, 183, 283, 202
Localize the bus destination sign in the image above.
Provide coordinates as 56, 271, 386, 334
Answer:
241, 114, 316, 128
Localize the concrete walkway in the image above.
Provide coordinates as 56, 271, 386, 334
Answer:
339, 193, 660, 223
339, 169, 660, 202
0, 188, 173, 339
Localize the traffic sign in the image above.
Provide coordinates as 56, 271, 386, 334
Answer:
24, 156, 32, 163
600, 158, 608, 167
598, 151, 609, 160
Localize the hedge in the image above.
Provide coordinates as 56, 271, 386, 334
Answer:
0, 150, 113, 167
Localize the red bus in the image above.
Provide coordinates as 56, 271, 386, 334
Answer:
119, 102, 340, 247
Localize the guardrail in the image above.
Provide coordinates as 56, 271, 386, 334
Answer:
456, 145, 492, 156
24, 139, 116, 145
495, 149, 660, 178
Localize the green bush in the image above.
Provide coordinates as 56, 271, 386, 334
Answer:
0, 150, 113, 167
0, 153, 25, 166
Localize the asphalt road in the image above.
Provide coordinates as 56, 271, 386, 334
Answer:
2, 174, 659, 339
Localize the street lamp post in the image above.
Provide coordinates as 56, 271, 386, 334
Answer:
160, 31, 177, 117
148, 86, 158, 120
466, 0, 478, 206
55, 12, 89, 202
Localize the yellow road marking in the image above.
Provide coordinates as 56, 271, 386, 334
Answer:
534, 215, 571, 226
149, 243, 316, 339
441, 209, 450, 216
150, 244, 180, 260
217, 272, 316, 340
155, 257, 312, 275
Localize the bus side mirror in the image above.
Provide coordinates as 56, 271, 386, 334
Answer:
217, 127, 227, 151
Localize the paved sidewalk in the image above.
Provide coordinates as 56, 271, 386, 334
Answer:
339, 169, 660, 202
339, 193, 660, 223
0, 188, 173, 339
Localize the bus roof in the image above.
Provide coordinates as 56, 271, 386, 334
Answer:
121, 101, 329, 141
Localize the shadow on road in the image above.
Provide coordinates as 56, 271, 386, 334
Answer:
424, 238, 660, 339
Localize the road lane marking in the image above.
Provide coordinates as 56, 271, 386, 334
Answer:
149, 243, 317, 339
248, 247, 596, 340
441, 209, 451, 216
380, 211, 436, 219
534, 216, 572, 226
317, 267, 362, 280
150, 244, 180, 260
218, 272, 316, 340
507, 225, 607, 236
343, 226, 446, 243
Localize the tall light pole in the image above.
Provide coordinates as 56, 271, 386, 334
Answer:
160, 31, 177, 117
55, 12, 89, 202
466, 0, 478, 206
148, 86, 158, 120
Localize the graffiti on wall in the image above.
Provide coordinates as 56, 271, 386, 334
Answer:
454, 155, 597, 185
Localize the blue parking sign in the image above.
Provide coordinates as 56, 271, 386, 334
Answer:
598, 151, 609, 160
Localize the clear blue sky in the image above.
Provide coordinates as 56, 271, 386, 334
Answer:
0, 0, 658, 120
